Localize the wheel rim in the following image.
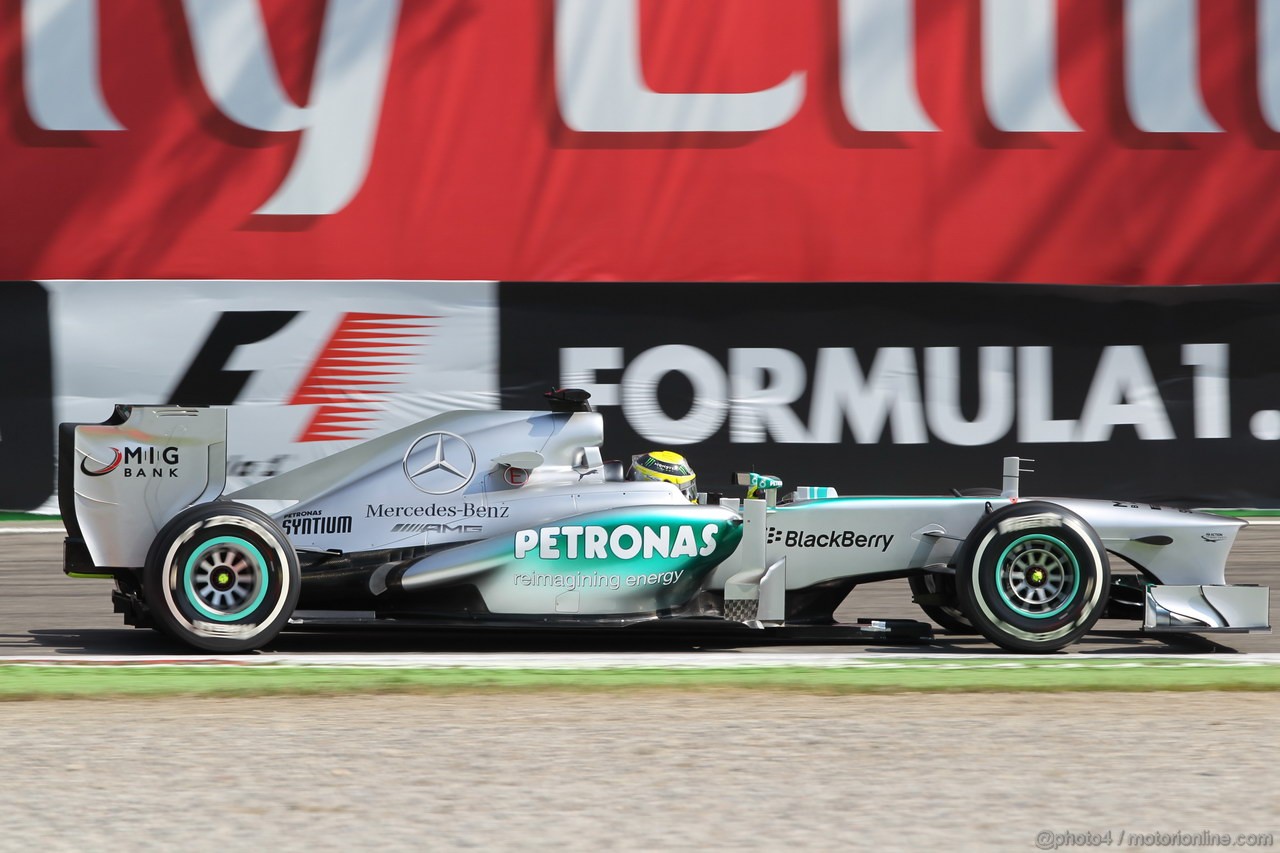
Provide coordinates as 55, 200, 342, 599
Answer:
183, 536, 270, 622
994, 534, 1080, 619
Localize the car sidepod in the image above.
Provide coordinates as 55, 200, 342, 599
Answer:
382, 504, 743, 617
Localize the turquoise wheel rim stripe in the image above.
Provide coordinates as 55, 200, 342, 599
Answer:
183, 536, 271, 622
994, 534, 1080, 620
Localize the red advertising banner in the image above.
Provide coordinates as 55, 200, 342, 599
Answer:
2, 0, 1279, 284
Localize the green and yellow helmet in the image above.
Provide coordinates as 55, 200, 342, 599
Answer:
629, 450, 698, 502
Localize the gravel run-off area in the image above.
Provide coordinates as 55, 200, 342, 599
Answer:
0, 691, 1276, 852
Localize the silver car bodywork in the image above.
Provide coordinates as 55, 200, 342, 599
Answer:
61, 401, 1270, 650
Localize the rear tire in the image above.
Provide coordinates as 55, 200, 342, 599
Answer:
955, 501, 1109, 653
144, 502, 300, 652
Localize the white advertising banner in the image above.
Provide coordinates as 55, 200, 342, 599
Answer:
48, 280, 498, 497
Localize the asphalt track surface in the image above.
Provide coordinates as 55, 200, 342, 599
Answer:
3, 523, 1278, 852
2, 521, 1276, 659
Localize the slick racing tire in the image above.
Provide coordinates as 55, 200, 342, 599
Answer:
955, 502, 1109, 654
908, 573, 974, 634
144, 502, 300, 653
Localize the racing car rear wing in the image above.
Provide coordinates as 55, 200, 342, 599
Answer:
61, 405, 228, 572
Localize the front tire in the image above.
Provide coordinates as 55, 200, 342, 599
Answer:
144, 502, 300, 652
956, 502, 1109, 653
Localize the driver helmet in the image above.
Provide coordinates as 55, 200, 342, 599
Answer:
630, 451, 698, 502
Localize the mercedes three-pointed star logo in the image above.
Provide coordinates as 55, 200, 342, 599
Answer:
402, 431, 477, 495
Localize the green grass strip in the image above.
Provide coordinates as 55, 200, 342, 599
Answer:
1, 661, 1278, 700
1202, 509, 1280, 517
0, 512, 59, 523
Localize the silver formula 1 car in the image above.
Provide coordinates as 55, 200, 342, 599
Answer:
60, 390, 1270, 653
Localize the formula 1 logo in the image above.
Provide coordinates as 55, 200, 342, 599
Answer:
288, 313, 437, 442
403, 431, 477, 495
170, 310, 438, 444
79, 447, 122, 477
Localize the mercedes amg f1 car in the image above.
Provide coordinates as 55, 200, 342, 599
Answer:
60, 390, 1270, 653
